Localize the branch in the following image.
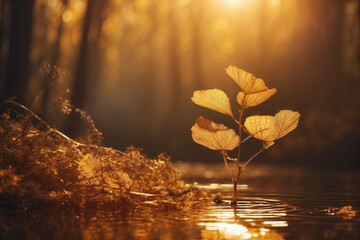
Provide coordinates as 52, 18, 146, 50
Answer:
231, 115, 240, 125
241, 135, 252, 143
223, 151, 237, 162
221, 150, 234, 180
242, 146, 265, 170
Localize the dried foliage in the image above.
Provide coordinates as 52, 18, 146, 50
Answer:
0, 69, 210, 210
0, 102, 210, 210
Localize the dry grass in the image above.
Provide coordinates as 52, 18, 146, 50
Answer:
0, 64, 211, 210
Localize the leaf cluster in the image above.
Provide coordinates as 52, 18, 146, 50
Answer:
191, 65, 300, 157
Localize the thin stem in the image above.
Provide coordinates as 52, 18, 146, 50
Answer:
241, 135, 252, 143
231, 180, 238, 207
232, 105, 245, 207
226, 155, 237, 162
224, 151, 237, 162
231, 115, 240, 125
242, 147, 265, 170
236, 105, 244, 163
221, 150, 234, 181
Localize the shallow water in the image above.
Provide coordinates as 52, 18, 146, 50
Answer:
1, 164, 359, 240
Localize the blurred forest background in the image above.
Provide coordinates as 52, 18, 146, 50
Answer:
0, 0, 359, 169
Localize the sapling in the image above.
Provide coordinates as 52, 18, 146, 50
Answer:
191, 66, 300, 207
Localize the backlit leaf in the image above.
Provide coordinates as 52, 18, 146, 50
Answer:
244, 110, 300, 142
243, 115, 274, 141
271, 110, 300, 139
225, 66, 268, 94
191, 89, 233, 117
191, 116, 239, 150
78, 154, 132, 189
78, 154, 101, 185
237, 88, 277, 108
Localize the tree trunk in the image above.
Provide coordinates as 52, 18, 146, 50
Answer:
189, 0, 204, 90
40, 0, 69, 112
1, 0, 35, 104
0, 0, 7, 81
164, 0, 182, 150
87, 0, 108, 94
62, 0, 95, 137
168, 0, 181, 110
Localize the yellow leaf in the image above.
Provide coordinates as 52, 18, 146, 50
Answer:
244, 110, 300, 142
225, 66, 268, 94
243, 115, 275, 142
78, 154, 101, 185
271, 110, 300, 139
191, 116, 239, 150
104, 171, 132, 189
78, 154, 132, 189
191, 89, 233, 117
237, 88, 277, 108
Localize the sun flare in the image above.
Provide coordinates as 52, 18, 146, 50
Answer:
220, 0, 253, 8
222, 0, 242, 2
222, 0, 251, 4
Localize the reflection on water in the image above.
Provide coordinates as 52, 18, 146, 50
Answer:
200, 224, 284, 240
1, 166, 359, 240
198, 185, 290, 239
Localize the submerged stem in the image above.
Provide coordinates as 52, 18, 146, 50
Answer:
231, 180, 238, 207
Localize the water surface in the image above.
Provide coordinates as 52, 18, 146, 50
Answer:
1, 164, 359, 240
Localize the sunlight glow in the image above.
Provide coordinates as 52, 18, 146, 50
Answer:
199, 222, 286, 239
202, 183, 248, 190
260, 228, 270, 236
198, 201, 288, 239
199, 222, 248, 237
198, 196, 289, 238
221, 0, 252, 7
62, 10, 73, 23
242, 232, 252, 239
222, 0, 241, 2
269, 0, 281, 7
263, 221, 288, 227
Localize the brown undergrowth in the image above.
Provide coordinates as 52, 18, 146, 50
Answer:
0, 64, 211, 211
0, 100, 211, 211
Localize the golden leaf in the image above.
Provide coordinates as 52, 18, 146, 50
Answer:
243, 115, 275, 141
191, 116, 239, 150
78, 154, 132, 189
244, 110, 300, 142
271, 110, 300, 139
191, 89, 233, 117
225, 66, 268, 94
237, 88, 277, 108
78, 154, 101, 185
105, 170, 132, 189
